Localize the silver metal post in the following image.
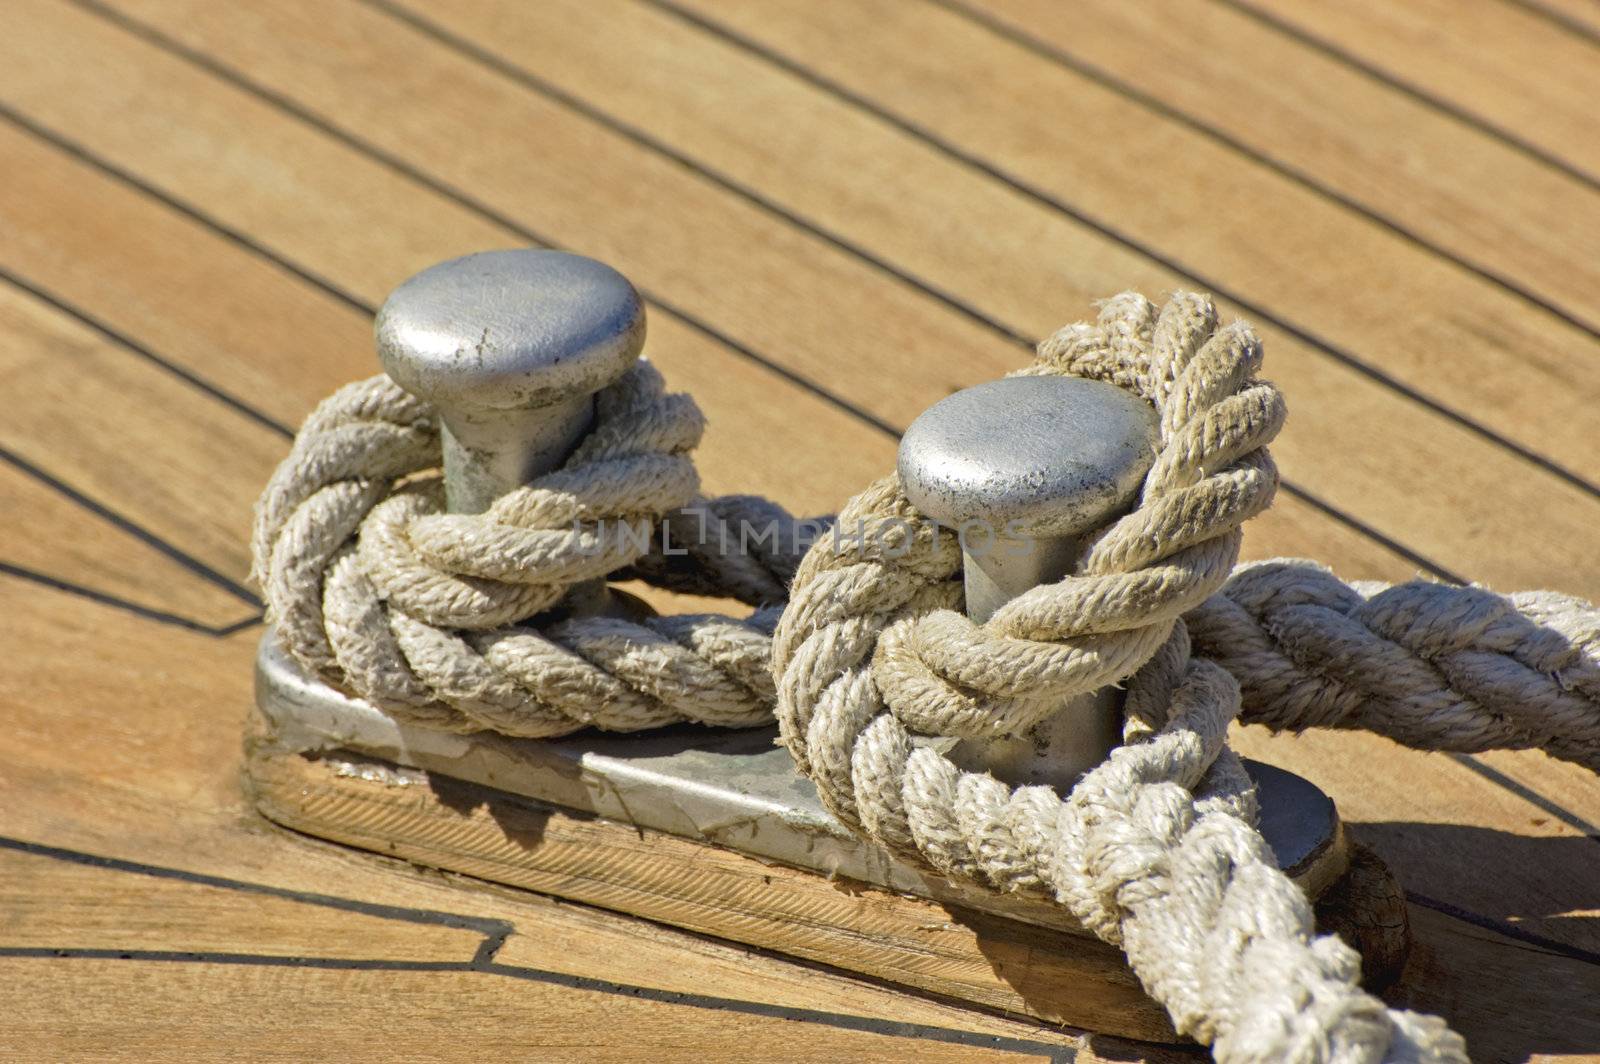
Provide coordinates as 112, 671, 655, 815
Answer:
375, 249, 646, 617
376, 249, 645, 515
257, 330, 1347, 934
898, 376, 1160, 789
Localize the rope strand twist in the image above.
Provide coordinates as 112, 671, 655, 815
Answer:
254, 291, 1600, 1064
253, 360, 803, 737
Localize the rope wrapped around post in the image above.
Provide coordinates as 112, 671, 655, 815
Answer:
252, 290, 1600, 1064
774, 293, 1466, 1061
252, 359, 807, 737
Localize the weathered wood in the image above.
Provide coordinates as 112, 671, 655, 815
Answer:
583, 0, 1600, 486
0, 0, 1597, 1057
1395, 904, 1600, 1060
0, 281, 284, 585
981, 0, 1600, 330
1251, 0, 1600, 181
0, 459, 249, 628
1231, 725, 1600, 956
636, 0, 1600, 598
0, 117, 373, 428
0, 844, 484, 960
0, 959, 1065, 1064
78, 0, 1600, 598
244, 731, 1182, 1042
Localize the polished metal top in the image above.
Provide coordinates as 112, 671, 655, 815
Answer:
375, 249, 645, 413
898, 376, 1160, 538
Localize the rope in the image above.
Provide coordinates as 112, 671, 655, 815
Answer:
1189, 562, 1600, 771
253, 360, 805, 736
773, 294, 1470, 1061
251, 291, 1600, 1063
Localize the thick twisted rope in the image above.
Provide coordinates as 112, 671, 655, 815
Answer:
252, 292, 1600, 1063
773, 293, 1469, 1062
253, 360, 804, 737
1190, 562, 1600, 772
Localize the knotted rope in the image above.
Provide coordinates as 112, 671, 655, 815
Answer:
252, 360, 805, 736
252, 291, 1600, 1064
773, 293, 1469, 1061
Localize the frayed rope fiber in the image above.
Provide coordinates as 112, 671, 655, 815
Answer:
255, 291, 1600, 1063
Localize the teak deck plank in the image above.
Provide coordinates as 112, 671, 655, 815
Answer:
0, 0, 1443, 562
0, 117, 370, 430
0, 960, 1063, 1064
976, 0, 1600, 332
36, 0, 1600, 604
0, 846, 485, 961
420, 0, 1600, 346
2, 0, 1598, 1059
1228, 725, 1600, 953
0, 280, 283, 587
1246, 0, 1600, 183
1391, 906, 1600, 1061
100, 0, 1019, 418
666, 0, 1600, 486
0, 458, 249, 629
0, 78, 896, 519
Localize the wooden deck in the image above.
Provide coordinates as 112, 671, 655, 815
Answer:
2, 0, 1597, 1059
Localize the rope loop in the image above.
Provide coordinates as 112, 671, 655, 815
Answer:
255, 289, 1600, 1064
774, 292, 1469, 1062
253, 359, 808, 737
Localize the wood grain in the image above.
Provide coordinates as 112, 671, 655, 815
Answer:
0, 0, 1453, 567
978, 0, 1600, 331
0, 845, 484, 960
1230, 726, 1600, 954
1393, 905, 1600, 1060
0, 959, 1059, 1064
0, 458, 249, 628
244, 736, 1178, 1042
76, 0, 1600, 599
622, 0, 1600, 476
0, 280, 283, 585
1247, 0, 1600, 182
1, 0, 1597, 1058
0, 115, 371, 428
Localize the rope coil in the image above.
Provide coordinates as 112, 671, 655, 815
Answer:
253, 290, 1600, 1064
253, 360, 803, 736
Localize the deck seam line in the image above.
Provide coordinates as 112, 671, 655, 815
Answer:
639, 0, 1600, 503
0, 102, 373, 319
0, 562, 258, 636
929, 0, 1600, 339
0, 445, 261, 608
1405, 890, 1600, 967
0, 267, 293, 441
361, 0, 1033, 350
1215, 0, 1600, 191
1449, 753, 1600, 842
1496, 0, 1600, 47
0, 836, 1075, 1060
